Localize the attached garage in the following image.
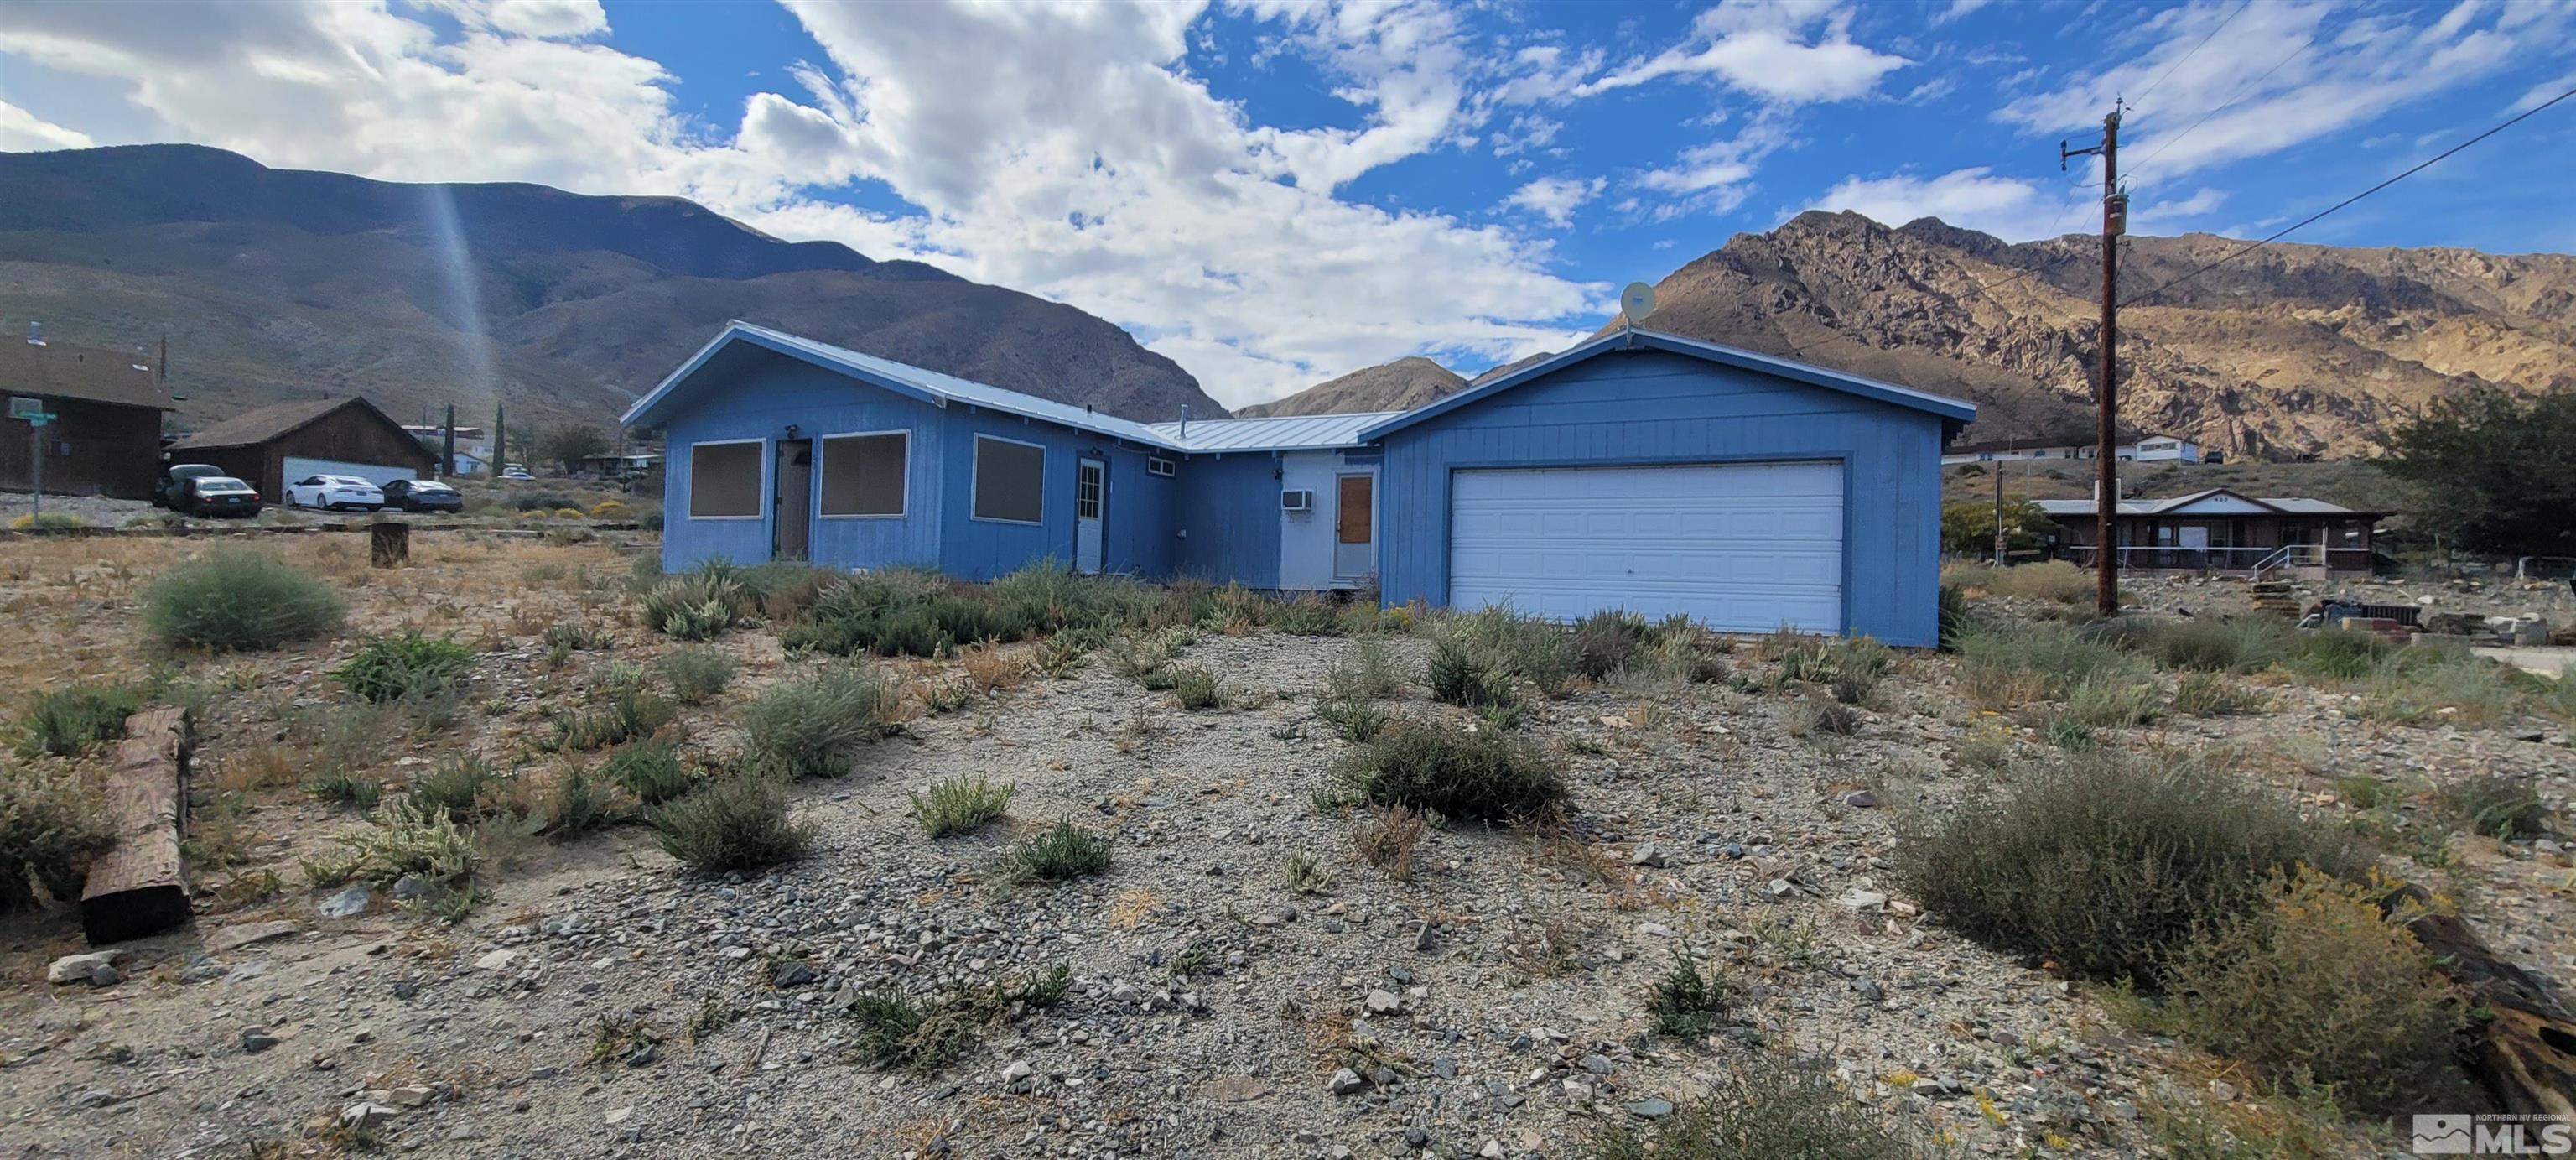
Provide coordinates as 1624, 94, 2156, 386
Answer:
169, 396, 439, 499
1447, 460, 1845, 632
1361, 330, 1973, 648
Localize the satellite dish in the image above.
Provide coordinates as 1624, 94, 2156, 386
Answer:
1619, 282, 1656, 326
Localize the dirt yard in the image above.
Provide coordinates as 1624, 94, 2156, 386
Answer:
1, 535, 2568, 1158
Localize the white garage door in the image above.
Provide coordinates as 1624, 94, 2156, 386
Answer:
283, 456, 418, 487
1448, 460, 1845, 633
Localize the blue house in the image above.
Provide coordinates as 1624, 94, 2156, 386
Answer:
623, 322, 1974, 646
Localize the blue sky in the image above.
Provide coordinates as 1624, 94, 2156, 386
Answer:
2, 0, 2571, 408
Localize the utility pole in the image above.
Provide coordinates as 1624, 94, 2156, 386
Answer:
494, 403, 506, 476
1992, 460, 2007, 567
442, 403, 457, 481
2063, 104, 2127, 618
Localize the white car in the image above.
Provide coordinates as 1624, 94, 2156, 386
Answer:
286, 474, 387, 512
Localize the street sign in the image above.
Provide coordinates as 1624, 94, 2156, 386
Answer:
25, 414, 54, 426
8, 396, 41, 419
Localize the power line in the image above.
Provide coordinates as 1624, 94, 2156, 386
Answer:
2121, 83, 2576, 308
2131, 0, 2253, 110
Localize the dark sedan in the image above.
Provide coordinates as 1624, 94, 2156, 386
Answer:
382, 478, 465, 513
179, 476, 263, 518
153, 463, 224, 508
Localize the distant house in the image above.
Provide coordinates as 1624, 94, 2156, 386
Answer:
627, 321, 1978, 647
575, 452, 662, 479
1943, 429, 2203, 466
0, 335, 174, 500
169, 396, 439, 497
2037, 489, 2386, 575
402, 424, 493, 476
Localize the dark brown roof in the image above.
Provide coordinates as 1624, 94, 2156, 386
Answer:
0, 339, 172, 411
169, 395, 428, 458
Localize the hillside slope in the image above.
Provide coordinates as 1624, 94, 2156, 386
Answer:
0, 145, 1225, 427
1257, 212, 2573, 458
1236, 356, 1464, 418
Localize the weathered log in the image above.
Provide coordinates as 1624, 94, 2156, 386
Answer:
2392, 884, 2576, 1116
80, 708, 194, 944
370, 520, 410, 568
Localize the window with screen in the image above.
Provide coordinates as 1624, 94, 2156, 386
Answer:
971, 435, 1044, 523
818, 431, 907, 517
688, 440, 762, 518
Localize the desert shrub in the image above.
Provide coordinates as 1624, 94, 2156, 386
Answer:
142, 549, 346, 650
1941, 559, 2091, 604
2358, 647, 2529, 726
1897, 750, 2361, 986
657, 647, 735, 704
1280, 847, 1332, 894
1322, 639, 1406, 700
1317, 696, 1389, 742
1571, 610, 1653, 680
1955, 621, 2148, 708
298, 800, 475, 887
2173, 672, 2265, 715
305, 766, 383, 809
2439, 775, 2547, 839
735, 561, 842, 622
545, 687, 675, 752
2094, 616, 2292, 673
2058, 675, 2165, 727
1935, 583, 1971, 652
8, 512, 86, 532
1271, 596, 1348, 637
1637, 628, 1731, 684
1436, 607, 1577, 694
408, 755, 501, 822
1645, 950, 1728, 1040
1353, 804, 1424, 879
910, 774, 1014, 837
1426, 637, 1514, 708
744, 667, 896, 778
784, 569, 991, 656
333, 631, 477, 704
1789, 692, 1862, 737
2161, 871, 2475, 1116
538, 767, 629, 837
2277, 629, 2403, 682
512, 492, 574, 512
1009, 819, 1112, 882
847, 968, 1072, 1074
651, 775, 812, 873
1332, 716, 1565, 821
0, 765, 112, 911
1170, 663, 1227, 710
1761, 632, 1894, 704
602, 741, 693, 805
638, 564, 746, 641
18, 684, 140, 757
1581, 1054, 1910, 1160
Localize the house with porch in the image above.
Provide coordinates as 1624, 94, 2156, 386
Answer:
626, 320, 1978, 647
2036, 489, 2388, 575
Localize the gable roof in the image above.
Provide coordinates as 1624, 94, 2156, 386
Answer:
1355, 327, 1977, 441
0, 339, 173, 411
2034, 489, 2389, 518
1146, 411, 1402, 452
621, 321, 1187, 451
170, 395, 431, 460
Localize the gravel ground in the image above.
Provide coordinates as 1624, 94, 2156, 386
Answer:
0, 492, 158, 527
1, 546, 2570, 1158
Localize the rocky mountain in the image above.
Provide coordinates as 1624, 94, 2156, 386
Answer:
1265, 211, 2575, 459
0, 145, 1224, 428
1236, 356, 1464, 418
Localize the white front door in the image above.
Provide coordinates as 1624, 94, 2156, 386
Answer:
1074, 456, 1105, 574
1334, 471, 1375, 581
1446, 460, 1846, 633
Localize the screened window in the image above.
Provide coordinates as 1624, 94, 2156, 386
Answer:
818, 431, 907, 518
971, 435, 1044, 523
688, 440, 762, 518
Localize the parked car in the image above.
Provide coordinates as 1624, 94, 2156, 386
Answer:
382, 478, 465, 513
178, 476, 262, 518
500, 465, 535, 481
285, 474, 386, 512
153, 463, 224, 508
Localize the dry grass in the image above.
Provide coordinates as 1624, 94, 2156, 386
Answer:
1353, 804, 1425, 881
1940, 559, 2095, 604
958, 642, 1031, 694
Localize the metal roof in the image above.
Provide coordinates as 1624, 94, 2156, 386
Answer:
0, 339, 173, 411
2035, 491, 2372, 518
1145, 411, 1402, 452
621, 322, 1188, 451
1357, 327, 1977, 441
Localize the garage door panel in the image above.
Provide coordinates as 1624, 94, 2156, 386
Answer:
1448, 461, 1844, 634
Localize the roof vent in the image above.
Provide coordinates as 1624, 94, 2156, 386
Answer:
1178, 404, 1190, 439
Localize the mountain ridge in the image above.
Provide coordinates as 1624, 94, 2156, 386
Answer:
0, 144, 1225, 428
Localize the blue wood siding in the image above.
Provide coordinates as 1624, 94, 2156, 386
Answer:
935, 410, 1176, 582
1171, 453, 1280, 587
1374, 349, 1946, 647
657, 351, 948, 573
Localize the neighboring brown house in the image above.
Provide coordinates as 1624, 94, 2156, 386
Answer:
0, 338, 174, 500
167, 396, 438, 498
2038, 488, 2388, 575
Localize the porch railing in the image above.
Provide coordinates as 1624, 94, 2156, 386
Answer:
2060, 545, 2376, 572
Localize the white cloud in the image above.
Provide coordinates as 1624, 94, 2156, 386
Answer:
0, 0, 1604, 408
2509, 70, 2576, 113
0, 98, 92, 150
1579, 0, 1909, 105
1931, 0, 1995, 27
1997, 0, 2553, 187
1504, 176, 1604, 227
1809, 166, 2051, 240
1628, 114, 1794, 221
2129, 187, 2229, 234
1489, 112, 1561, 157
